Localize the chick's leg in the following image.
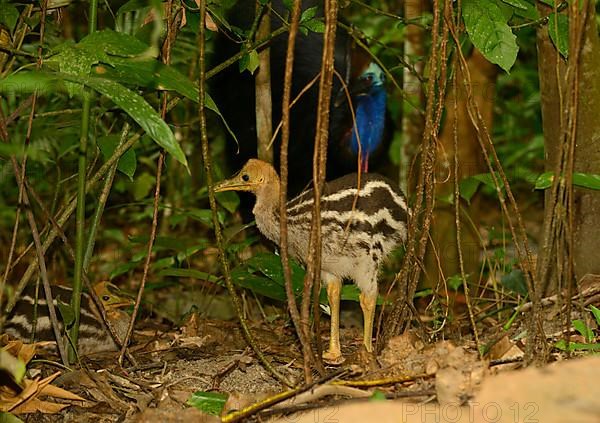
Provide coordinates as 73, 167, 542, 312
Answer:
359, 290, 377, 352
322, 273, 344, 364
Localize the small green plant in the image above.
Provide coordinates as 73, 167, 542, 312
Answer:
555, 305, 600, 353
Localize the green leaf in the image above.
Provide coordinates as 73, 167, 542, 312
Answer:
247, 50, 260, 74
215, 191, 240, 214
500, 0, 528, 10
572, 319, 594, 342
230, 268, 287, 301
548, 13, 569, 58
110, 261, 140, 279
459, 177, 481, 203
462, 0, 519, 72
589, 305, 600, 326
0, 71, 187, 168
81, 76, 187, 167
534, 172, 600, 190
370, 390, 387, 401
534, 171, 553, 189
301, 6, 318, 22
187, 391, 228, 416
501, 269, 528, 296
245, 253, 305, 292
302, 18, 325, 33
0, 412, 25, 423
0, 72, 67, 95
554, 339, 600, 352
55, 297, 76, 329
459, 172, 504, 202
133, 172, 156, 200
0, 0, 19, 32
447, 274, 464, 291
512, 3, 539, 20
97, 135, 137, 180
50, 30, 152, 96
79, 29, 152, 57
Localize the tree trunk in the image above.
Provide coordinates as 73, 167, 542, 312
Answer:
426, 49, 497, 287
536, 1, 600, 284
401, 0, 425, 193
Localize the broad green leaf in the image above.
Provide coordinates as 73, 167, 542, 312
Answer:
534, 171, 553, 189
555, 339, 600, 352
232, 253, 384, 305
55, 297, 75, 329
186, 208, 219, 227
0, 71, 187, 167
0, 72, 66, 95
472, 172, 504, 189
548, 13, 569, 58
79, 29, 151, 56
151, 256, 176, 271
572, 319, 594, 342
512, 4, 539, 20
98, 135, 137, 180
459, 172, 504, 202
501, 269, 528, 296
448, 274, 464, 291
462, 0, 518, 72
0, 0, 19, 32
300, 6, 318, 22
50, 29, 152, 95
133, 172, 156, 200
187, 391, 228, 416
0, 412, 25, 423
215, 191, 240, 214
302, 17, 325, 34
370, 390, 387, 401
96, 57, 238, 139
231, 268, 287, 301
590, 305, 600, 326
535, 172, 600, 190
245, 253, 305, 293
247, 50, 260, 74
110, 261, 141, 279
459, 177, 481, 203
81, 76, 187, 167
500, 0, 528, 10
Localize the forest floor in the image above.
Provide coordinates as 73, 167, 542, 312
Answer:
3, 287, 600, 422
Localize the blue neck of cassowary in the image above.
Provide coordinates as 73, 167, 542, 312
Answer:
349, 85, 386, 166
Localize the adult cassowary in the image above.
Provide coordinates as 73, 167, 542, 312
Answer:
211, 0, 389, 195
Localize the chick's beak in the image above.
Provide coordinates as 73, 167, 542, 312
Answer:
214, 172, 253, 193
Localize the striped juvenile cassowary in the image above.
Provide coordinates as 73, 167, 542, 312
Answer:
4, 282, 132, 355
215, 159, 408, 363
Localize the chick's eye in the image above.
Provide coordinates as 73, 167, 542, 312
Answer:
242, 174, 250, 182
102, 295, 110, 301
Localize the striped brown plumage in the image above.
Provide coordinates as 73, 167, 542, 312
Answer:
215, 159, 409, 363
4, 282, 131, 356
